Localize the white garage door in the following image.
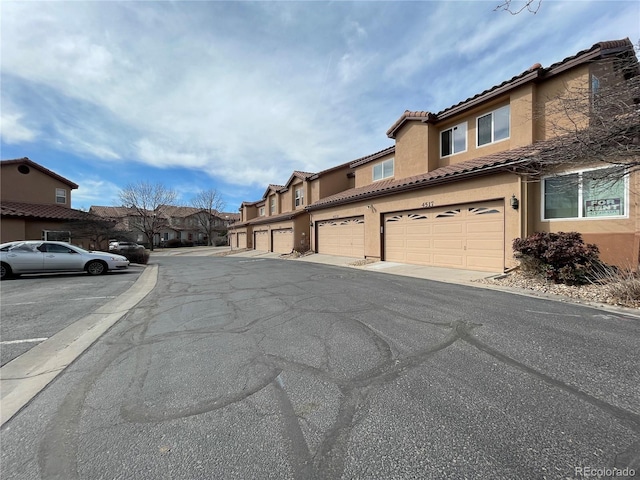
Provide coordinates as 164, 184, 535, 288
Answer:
317, 216, 365, 258
254, 230, 269, 251
272, 229, 293, 254
384, 201, 504, 271
238, 232, 247, 249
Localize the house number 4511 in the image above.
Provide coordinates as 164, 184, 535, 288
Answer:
421, 201, 435, 208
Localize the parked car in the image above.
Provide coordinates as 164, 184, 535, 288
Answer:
109, 241, 145, 254
0, 241, 130, 279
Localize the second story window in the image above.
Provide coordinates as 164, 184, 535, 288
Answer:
270, 197, 276, 214
259, 206, 265, 216
295, 188, 304, 207
55, 188, 67, 204
373, 158, 394, 181
477, 105, 510, 147
441, 123, 467, 157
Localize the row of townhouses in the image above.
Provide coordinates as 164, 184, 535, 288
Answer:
229, 39, 639, 272
0, 157, 239, 248
89, 205, 239, 247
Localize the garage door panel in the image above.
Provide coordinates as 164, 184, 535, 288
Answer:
254, 230, 269, 251
433, 254, 464, 267
317, 217, 364, 258
238, 233, 247, 249
272, 229, 293, 254
385, 201, 504, 272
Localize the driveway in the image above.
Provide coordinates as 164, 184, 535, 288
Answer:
1, 256, 638, 479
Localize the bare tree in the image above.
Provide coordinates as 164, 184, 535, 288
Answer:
495, 0, 541, 15
119, 181, 177, 251
66, 216, 119, 251
190, 189, 226, 246
526, 45, 640, 181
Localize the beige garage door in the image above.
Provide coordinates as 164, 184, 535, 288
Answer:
272, 229, 293, 254
317, 216, 365, 258
229, 233, 236, 248
238, 232, 247, 249
254, 230, 269, 251
384, 201, 504, 272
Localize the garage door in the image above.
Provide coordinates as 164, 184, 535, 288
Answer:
384, 201, 504, 271
254, 230, 269, 251
229, 233, 236, 248
272, 229, 293, 254
238, 232, 247, 249
317, 216, 365, 258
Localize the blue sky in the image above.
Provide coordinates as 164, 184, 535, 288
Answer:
1, 1, 638, 212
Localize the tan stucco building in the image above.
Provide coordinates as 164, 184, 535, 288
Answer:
1, 158, 96, 248
235, 39, 640, 271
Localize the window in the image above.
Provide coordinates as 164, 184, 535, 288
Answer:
56, 188, 67, 204
373, 158, 394, 181
295, 188, 303, 207
270, 197, 276, 214
477, 105, 510, 146
441, 123, 467, 157
543, 168, 627, 220
259, 206, 265, 216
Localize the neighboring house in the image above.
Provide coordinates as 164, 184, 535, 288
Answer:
233, 39, 639, 271
0, 158, 97, 248
228, 162, 353, 252
90, 205, 238, 246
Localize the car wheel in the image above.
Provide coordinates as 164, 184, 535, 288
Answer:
0, 262, 12, 280
86, 260, 107, 275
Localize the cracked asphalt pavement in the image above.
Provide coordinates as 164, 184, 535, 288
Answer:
1, 256, 639, 479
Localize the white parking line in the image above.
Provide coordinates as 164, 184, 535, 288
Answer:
0, 338, 48, 345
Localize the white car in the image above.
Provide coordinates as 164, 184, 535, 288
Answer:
0, 241, 130, 280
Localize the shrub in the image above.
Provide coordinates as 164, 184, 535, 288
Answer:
512, 232, 602, 285
124, 250, 150, 264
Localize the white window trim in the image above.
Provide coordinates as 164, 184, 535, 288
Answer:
259, 206, 265, 216
440, 122, 467, 158
295, 188, 304, 207
476, 105, 510, 148
270, 197, 276, 214
55, 188, 67, 204
541, 167, 629, 221
372, 158, 394, 181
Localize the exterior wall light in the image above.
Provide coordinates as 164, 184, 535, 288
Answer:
510, 194, 519, 210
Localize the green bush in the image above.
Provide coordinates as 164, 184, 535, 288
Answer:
512, 232, 602, 285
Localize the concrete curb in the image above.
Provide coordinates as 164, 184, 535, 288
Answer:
0, 265, 159, 427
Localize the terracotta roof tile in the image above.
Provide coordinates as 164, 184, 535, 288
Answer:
1, 201, 94, 220
349, 146, 396, 168
307, 142, 546, 210
387, 38, 635, 135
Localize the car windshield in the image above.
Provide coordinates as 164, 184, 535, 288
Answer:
2, 242, 39, 252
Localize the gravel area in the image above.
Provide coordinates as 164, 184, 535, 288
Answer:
477, 270, 640, 310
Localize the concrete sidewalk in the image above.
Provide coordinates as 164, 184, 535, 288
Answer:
227, 249, 499, 286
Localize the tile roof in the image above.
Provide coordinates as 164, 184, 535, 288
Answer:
229, 210, 307, 228
306, 142, 548, 211
1, 158, 79, 189
386, 38, 636, 137
90, 205, 139, 218
349, 146, 396, 168
1, 201, 95, 220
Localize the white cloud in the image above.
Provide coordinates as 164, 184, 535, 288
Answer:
1, 0, 638, 199
72, 178, 122, 209
0, 111, 38, 144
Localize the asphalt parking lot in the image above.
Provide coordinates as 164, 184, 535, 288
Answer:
0, 266, 145, 366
